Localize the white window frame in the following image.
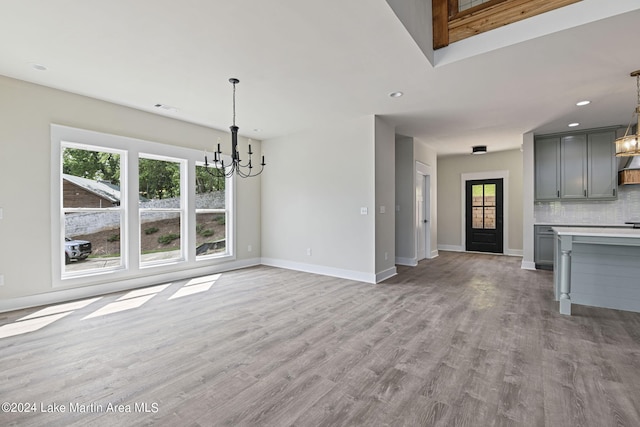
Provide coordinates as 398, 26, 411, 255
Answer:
138, 153, 187, 268
195, 162, 232, 260
59, 142, 127, 278
51, 125, 235, 290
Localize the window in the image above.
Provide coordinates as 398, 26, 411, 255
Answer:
471, 183, 496, 229
458, 0, 494, 13
139, 156, 185, 266
195, 165, 228, 259
61, 144, 125, 275
52, 125, 235, 287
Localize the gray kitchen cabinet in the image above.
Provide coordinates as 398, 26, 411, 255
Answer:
534, 225, 555, 270
588, 130, 617, 199
534, 127, 620, 201
534, 136, 560, 200
560, 134, 587, 199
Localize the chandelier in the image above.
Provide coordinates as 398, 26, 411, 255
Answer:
204, 78, 265, 177
615, 70, 640, 157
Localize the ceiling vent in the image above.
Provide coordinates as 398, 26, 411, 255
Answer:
154, 103, 178, 113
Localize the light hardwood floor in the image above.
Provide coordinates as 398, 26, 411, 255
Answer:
2, 251, 640, 426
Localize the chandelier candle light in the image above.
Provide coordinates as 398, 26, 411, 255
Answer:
615, 70, 640, 157
204, 78, 266, 177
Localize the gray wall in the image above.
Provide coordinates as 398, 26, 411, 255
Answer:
0, 75, 261, 305
437, 149, 523, 254
261, 115, 377, 282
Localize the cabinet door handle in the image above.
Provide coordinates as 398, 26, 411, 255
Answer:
584, 189, 587, 197
557, 190, 560, 198
613, 188, 616, 196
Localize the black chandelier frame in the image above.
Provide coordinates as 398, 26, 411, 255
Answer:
204, 78, 265, 178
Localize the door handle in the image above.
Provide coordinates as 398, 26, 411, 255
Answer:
423, 219, 428, 223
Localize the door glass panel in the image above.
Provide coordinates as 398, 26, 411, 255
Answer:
472, 184, 484, 206
472, 207, 484, 229
484, 207, 496, 229
484, 184, 496, 206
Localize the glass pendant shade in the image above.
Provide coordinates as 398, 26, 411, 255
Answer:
615, 71, 640, 157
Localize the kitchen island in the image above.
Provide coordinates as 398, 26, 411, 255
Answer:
553, 227, 640, 315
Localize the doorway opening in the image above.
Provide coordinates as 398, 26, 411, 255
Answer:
416, 172, 431, 261
465, 178, 503, 253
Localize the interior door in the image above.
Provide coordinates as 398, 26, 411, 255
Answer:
416, 172, 426, 260
465, 179, 503, 253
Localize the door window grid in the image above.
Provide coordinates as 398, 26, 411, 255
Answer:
471, 184, 496, 229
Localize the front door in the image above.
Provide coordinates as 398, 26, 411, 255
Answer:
465, 179, 503, 253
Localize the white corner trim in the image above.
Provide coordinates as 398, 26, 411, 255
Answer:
376, 267, 397, 283
521, 260, 537, 270
260, 258, 376, 284
395, 257, 418, 267
429, 250, 440, 259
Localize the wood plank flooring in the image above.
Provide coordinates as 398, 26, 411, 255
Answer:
2, 251, 640, 426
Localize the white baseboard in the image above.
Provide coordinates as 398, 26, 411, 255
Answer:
521, 260, 537, 270
376, 267, 397, 283
429, 250, 440, 259
260, 258, 376, 284
0, 258, 261, 314
506, 249, 523, 257
437, 245, 464, 252
395, 257, 417, 267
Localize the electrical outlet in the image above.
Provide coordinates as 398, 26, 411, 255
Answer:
379, 206, 386, 214
0, 207, 3, 219
384, 252, 388, 261
307, 248, 312, 256
360, 207, 368, 215
248, 245, 252, 252
0, 274, 4, 286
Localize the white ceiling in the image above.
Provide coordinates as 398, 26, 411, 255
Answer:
1, 1, 640, 156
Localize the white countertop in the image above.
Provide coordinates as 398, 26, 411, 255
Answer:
553, 227, 640, 238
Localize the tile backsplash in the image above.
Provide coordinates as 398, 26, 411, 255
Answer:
535, 186, 640, 224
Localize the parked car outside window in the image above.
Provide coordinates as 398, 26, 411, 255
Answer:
64, 237, 92, 264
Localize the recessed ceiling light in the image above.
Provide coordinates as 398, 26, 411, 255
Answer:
576, 100, 591, 106
389, 91, 403, 98
568, 122, 580, 127
31, 63, 47, 71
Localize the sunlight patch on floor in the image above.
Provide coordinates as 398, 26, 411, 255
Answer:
0, 312, 73, 338
117, 283, 171, 300
168, 274, 220, 300
83, 294, 156, 319
18, 297, 102, 321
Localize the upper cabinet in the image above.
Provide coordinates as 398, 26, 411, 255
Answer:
535, 136, 561, 200
535, 128, 619, 201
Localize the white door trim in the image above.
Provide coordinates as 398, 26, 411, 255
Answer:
416, 161, 433, 260
461, 170, 509, 254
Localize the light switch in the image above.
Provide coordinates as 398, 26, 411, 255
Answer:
360, 207, 368, 215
